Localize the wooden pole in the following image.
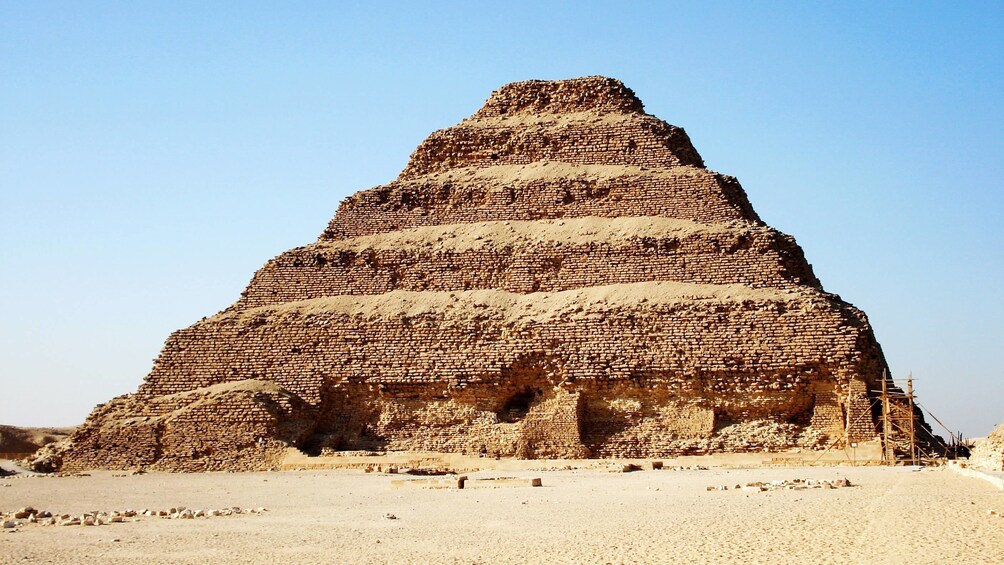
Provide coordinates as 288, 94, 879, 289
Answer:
907, 374, 916, 465
881, 370, 892, 465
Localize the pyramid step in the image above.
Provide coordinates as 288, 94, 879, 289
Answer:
322, 163, 759, 240
240, 218, 820, 310
400, 113, 704, 179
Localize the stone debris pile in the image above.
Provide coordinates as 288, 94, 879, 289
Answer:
658, 464, 709, 471
711, 421, 827, 451
32, 76, 928, 472
615, 462, 707, 472
391, 475, 543, 489
363, 465, 455, 475
706, 478, 853, 492
969, 423, 1004, 472
1, 506, 266, 531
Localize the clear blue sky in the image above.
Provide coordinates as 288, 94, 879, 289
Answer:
2, 2, 1001, 438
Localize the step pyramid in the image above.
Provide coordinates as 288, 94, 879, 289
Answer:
46, 77, 899, 471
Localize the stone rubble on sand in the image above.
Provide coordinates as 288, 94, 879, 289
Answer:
0, 506, 268, 530
706, 478, 853, 492
617, 463, 707, 473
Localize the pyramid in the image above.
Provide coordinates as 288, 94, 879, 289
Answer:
44, 77, 905, 472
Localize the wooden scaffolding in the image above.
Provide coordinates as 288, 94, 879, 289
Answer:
878, 371, 919, 465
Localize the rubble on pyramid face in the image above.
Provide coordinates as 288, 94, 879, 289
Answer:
39, 77, 924, 472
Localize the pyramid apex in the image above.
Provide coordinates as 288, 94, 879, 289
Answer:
472, 76, 644, 118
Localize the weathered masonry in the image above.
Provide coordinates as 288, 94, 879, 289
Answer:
46, 77, 914, 471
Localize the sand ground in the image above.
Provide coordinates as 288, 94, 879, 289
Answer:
1, 463, 1002, 564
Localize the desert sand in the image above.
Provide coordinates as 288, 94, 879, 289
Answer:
2, 463, 1002, 564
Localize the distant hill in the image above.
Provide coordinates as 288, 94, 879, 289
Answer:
0, 425, 75, 456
